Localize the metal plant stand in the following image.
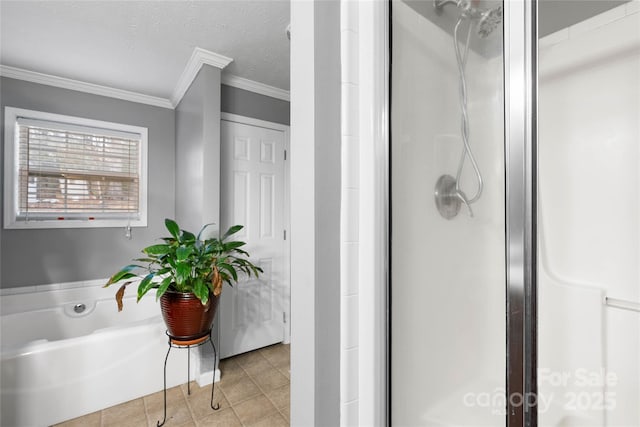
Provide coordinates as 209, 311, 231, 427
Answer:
157, 330, 220, 427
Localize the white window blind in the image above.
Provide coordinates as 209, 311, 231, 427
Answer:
4, 107, 148, 228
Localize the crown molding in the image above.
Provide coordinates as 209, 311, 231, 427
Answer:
171, 47, 234, 107
222, 74, 290, 101
2, 50, 289, 110
0, 65, 174, 109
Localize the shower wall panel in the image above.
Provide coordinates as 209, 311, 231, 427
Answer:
538, 4, 640, 426
391, 1, 505, 425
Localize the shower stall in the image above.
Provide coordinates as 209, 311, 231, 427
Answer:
390, 0, 640, 426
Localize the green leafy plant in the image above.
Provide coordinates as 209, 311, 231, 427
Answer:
105, 219, 262, 311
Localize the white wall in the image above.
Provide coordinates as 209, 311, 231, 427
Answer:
389, 1, 505, 425
290, 2, 316, 425
340, 1, 389, 424
340, 0, 360, 424
538, 3, 640, 426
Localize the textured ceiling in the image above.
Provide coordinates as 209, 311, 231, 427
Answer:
0, 1, 290, 100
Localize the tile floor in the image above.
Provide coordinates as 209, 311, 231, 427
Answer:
55, 343, 290, 427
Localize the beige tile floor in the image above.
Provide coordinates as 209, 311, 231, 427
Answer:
55, 343, 290, 427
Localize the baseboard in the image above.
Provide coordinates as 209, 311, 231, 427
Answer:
196, 368, 221, 387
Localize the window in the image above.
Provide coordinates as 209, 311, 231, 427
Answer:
4, 107, 148, 229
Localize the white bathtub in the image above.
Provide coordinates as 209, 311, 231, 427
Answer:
0, 281, 192, 426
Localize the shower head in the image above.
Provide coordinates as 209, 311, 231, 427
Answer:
434, 0, 460, 10
434, 0, 476, 17
477, 5, 502, 38
434, 0, 503, 38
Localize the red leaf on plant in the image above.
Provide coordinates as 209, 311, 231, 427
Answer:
115, 282, 130, 312
212, 265, 223, 297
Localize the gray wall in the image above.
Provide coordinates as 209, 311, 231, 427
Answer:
0, 74, 289, 289
221, 84, 290, 126
174, 64, 224, 361
539, 0, 630, 37
314, 0, 341, 424
0, 76, 176, 288
175, 65, 222, 235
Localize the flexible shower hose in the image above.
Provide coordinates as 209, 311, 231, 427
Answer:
453, 15, 484, 214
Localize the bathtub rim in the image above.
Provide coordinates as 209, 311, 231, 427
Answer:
0, 313, 166, 358
0, 278, 164, 356
0, 278, 145, 315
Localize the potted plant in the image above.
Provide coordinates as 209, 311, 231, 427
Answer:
104, 218, 262, 340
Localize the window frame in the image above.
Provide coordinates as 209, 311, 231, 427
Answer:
3, 106, 148, 229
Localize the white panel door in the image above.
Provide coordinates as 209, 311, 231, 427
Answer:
220, 119, 286, 358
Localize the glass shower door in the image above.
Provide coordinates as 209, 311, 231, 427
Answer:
390, 0, 506, 425
390, 1, 640, 426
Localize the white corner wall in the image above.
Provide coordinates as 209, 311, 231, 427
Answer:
340, 0, 360, 425
340, 0, 388, 425
290, 1, 317, 425
538, 3, 640, 426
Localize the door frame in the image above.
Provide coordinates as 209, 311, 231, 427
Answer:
220, 112, 291, 344
504, 1, 538, 426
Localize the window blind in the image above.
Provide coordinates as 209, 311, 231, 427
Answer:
16, 117, 142, 221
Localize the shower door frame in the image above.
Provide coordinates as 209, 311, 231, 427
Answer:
384, 0, 539, 426
504, 0, 538, 426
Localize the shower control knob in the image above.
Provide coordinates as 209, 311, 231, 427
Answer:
434, 174, 462, 219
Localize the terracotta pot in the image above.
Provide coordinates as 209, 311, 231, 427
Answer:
159, 291, 219, 340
